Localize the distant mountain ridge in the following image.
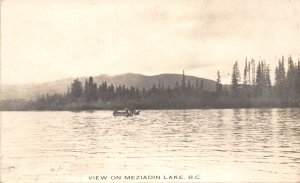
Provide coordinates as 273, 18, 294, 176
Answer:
0, 73, 217, 100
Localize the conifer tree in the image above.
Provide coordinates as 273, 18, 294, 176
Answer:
216, 70, 222, 96
231, 61, 241, 95
275, 56, 287, 104
70, 78, 83, 100
181, 70, 186, 91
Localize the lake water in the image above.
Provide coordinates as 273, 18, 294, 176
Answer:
1, 109, 300, 183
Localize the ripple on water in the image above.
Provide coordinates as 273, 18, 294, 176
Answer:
1, 109, 300, 182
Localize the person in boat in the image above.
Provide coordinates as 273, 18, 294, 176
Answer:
130, 106, 137, 115
113, 109, 119, 115
125, 108, 130, 115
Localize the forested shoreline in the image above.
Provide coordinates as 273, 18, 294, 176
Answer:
1, 56, 300, 111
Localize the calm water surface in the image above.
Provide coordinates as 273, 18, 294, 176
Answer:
1, 109, 300, 182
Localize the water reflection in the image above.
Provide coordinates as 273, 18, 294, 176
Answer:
1, 109, 300, 182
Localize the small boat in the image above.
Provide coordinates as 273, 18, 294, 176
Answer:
113, 111, 132, 117
113, 109, 140, 117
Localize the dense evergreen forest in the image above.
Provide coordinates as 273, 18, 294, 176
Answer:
1, 56, 300, 110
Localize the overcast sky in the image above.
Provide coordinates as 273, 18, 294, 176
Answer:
1, 0, 300, 85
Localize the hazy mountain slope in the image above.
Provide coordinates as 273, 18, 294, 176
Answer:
0, 73, 218, 100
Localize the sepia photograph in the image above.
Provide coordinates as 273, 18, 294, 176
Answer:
1, 0, 300, 182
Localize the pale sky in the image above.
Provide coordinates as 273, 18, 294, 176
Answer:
1, 0, 300, 85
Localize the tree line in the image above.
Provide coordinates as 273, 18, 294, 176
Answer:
1, 56, 300, 110
216, 56, 300, 107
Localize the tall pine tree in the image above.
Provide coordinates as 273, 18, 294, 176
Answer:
231, 61, 241, 95
216, 70, 222, 96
